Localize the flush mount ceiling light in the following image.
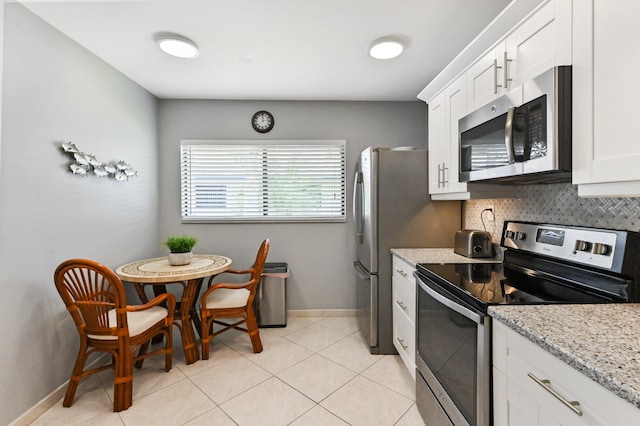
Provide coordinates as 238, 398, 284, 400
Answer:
155, 33, 199, 59
368, 36, 406, 60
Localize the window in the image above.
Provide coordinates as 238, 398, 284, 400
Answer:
180, 140, 346, 222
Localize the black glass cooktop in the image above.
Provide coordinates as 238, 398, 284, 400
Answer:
416, 261, 623, 313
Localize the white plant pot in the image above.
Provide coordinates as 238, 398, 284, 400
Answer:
168, 251, 193, 266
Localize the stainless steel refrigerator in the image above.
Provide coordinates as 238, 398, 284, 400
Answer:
353, 147, 461, 354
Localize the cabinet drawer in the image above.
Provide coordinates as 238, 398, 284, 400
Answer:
392, 256, 414, 284
392, 257, 415, 322
392, 277, 415, 324
506, 327, 640, 425
393, 303, 415, 378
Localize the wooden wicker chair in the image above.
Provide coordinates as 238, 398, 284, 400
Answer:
54, 258, 176, 412
200, 239, 269, 359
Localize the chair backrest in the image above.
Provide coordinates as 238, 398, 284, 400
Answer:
244, 239, 270, 305
54, 258, 128, 339
250, 239, 270, 283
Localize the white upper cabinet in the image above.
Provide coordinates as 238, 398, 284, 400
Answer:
427, 77, 514, 200
467, 41, 508, 111
444, 77, 469, 196
427, 90, 448, 195
573, 0, 640, 197
467, 0, 572, 112
428, 76, 469, 197
506, 0, 572, 88
422, 0, 571, 200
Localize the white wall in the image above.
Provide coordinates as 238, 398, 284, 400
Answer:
158, 100, 427, 310
0, 4, 159, 424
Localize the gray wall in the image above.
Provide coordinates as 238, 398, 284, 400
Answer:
0, 5, 159, 424
157, 100, 427, 310
0, 6, 427, 421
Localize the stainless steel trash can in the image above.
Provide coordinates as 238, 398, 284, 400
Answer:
255, 262, 289, 327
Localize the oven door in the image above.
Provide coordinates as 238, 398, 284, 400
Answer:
415, 272, 491, 426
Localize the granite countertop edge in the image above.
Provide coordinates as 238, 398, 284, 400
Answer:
489, 305, 640, 409
390, 247, 502, 266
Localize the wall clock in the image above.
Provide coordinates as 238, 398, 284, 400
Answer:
252, 110, 275, 133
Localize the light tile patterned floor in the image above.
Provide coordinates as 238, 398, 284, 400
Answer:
30, 317, 427, 426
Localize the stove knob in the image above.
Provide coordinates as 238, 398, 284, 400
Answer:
505, 230, 515, 239
515, 232, 526, 240
593, 243, 612, 256
574, 240, 592, 252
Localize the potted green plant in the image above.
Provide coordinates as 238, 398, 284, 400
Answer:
164, 234, 198, 266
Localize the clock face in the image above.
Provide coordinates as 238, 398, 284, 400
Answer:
252, 111, 274, 133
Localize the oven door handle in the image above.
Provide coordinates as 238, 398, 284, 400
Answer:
416, 274, 484, 324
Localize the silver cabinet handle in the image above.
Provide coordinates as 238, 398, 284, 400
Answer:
396, 337, 408, 351
395, 269, 408, 278
528, 373, 583, 416
503, 51, 512, 89
437, 163, 443, 188
493, 58, 503, 94
442, 162, 449, 185
396, 300, 408, 311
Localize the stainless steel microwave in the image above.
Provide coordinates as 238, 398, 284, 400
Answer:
459, 66, 571, 184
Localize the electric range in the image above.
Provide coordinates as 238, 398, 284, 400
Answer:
414, 221, 640, 426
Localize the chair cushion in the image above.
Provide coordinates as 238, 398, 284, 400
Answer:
88, 306, 169, 340
205, 288, 250, 310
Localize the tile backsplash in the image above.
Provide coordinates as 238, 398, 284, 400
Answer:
464, 183, 640, 242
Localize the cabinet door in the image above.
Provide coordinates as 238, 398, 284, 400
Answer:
506, 0, 572, 88
468, 0, 571, 111
591, 0, 640, 183
573, 0, 640, 196
444, 76, 469, 194
494, 321, 640, 426
466, 42, 506, 111
427, 91, 447, 194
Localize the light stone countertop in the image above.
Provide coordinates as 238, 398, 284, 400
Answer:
390, 247, 502, 267
489, 304, 640, 409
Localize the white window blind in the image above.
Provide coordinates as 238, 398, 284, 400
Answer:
180, 140, 346, 223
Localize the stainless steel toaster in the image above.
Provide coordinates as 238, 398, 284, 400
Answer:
454, 229, 493, 258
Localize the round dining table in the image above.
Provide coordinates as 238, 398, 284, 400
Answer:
116, 254, 232, 364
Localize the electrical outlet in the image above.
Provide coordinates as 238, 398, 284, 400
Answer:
486, 205, 496, 222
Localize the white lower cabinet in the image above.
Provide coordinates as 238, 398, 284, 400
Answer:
391, 255, 416, 379
493, 321, 640, 425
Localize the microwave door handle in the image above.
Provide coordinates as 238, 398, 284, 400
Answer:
505, 106, 517, 164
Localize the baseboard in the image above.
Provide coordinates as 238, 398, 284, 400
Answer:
9, 383, 68, 426
9, 355, 109, 426
288, 309, 357, 317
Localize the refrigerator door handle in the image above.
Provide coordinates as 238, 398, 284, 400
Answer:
353, 261, 370, 279
353, 171, 364, 245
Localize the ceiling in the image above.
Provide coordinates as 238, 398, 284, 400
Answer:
20, 0, 512, 101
